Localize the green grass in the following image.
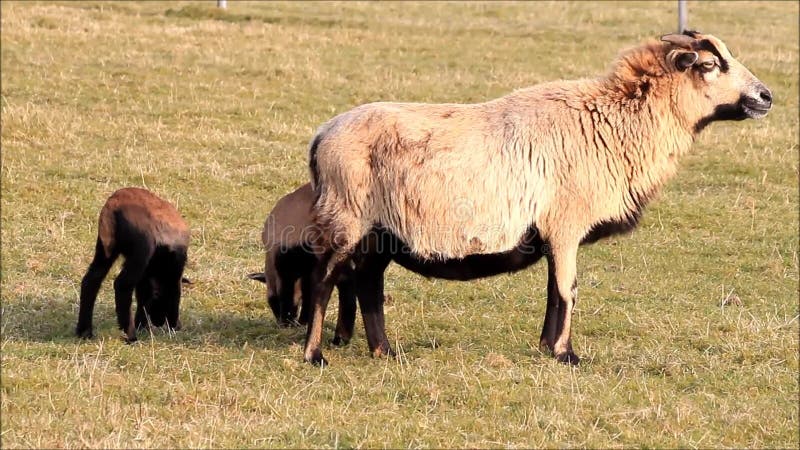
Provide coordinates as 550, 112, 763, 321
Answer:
1, 1, 798, 447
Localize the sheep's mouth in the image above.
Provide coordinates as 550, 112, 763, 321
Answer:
742, 103, 770, 119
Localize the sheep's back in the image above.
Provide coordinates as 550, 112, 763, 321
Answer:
313, 101, 557, 259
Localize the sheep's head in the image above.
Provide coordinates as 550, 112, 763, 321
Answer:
661, 31, 772, 133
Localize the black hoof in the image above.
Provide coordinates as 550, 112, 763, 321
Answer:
75, 326, 94, 339
304, 349, 328, 367
331, 335, 351, 347
124, 335, 138, 345
556, 351, 581, 366
278, 318, 300, 328
168, 318, 182, 331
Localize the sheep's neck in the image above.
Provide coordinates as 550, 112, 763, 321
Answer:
588, 80, 695, 211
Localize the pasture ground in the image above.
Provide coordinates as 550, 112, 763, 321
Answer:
1, 1, 798, 447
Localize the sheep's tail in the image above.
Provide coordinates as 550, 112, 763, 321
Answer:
97, 203, 117, 258
307, 128, 336, 250
308, 132, 324, 195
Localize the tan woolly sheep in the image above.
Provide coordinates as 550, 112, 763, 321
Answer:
303, 31, 772, 366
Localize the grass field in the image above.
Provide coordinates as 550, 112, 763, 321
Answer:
1, 1, 798, 447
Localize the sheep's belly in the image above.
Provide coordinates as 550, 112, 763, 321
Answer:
376, 191, 539, 260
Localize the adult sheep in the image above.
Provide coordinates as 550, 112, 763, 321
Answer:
304, 31, 772, 366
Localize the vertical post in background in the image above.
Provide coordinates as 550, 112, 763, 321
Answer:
678, 0, 687, 33
218, 0, 227, 9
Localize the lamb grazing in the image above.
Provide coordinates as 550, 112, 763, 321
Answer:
76, 187, 190, 342
249, 183, 358, 346
303, 31, 772, 366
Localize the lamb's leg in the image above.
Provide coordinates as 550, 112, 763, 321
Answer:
161, 276, 183, 331
163, 248, 187, 331
298, 274, 312, 326
332, 273, 358, 346
114, 250, 151, 343
547, 241, 580, 365
76, 238, 117, 339
303, 250, 349, 366
275, 272, 300, 326
134, 277, 155, 329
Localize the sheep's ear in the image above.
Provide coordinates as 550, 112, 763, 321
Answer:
675, 51, 698, 71
671, 50, 698, 71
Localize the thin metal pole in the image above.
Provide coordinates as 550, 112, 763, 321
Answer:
678, 0, 687, 33
218, 0, 227, 9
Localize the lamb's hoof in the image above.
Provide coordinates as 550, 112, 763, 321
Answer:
372, 344, 396, 359
169, 319, 182, 331
331, 335, 351, 347
278, 318, 300, 328
304, 349, 328, 367
555, 351, 581, 366
75, 326, 94, 339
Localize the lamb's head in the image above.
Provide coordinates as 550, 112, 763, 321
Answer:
661, 31, 772, 132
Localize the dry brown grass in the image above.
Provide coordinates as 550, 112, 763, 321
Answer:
1, 1, 798, 447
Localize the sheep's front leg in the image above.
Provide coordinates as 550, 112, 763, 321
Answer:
114, 258, 149, 343
303, 251, 349, 366
545, 241, 580, 365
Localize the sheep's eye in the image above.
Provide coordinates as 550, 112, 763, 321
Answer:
700, 60, 716, 71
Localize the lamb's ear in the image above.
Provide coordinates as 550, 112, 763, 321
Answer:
247, 272, 267, 283
670, 49, 698, 71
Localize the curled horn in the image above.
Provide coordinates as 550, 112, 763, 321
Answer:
660, 33, 695, 48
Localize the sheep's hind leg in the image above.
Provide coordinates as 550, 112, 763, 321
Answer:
354, 252, 394, 358
546, 241, 581, 365
539, 258, 559, 353
303, 250, 350, 366
331, 273, 358, 346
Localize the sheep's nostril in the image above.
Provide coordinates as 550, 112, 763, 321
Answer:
759, 89, 773, 104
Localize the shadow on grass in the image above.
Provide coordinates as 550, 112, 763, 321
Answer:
1, 294, 343, 351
